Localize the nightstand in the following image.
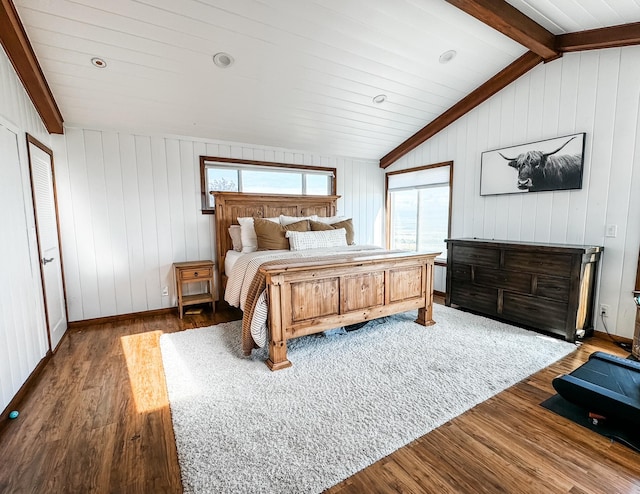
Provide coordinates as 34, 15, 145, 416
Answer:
174, 260, 215, 319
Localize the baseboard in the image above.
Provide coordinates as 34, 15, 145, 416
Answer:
68, 307, 178, 329
0, 350, 51, 437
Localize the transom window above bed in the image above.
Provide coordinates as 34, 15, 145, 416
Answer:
200, 156, 336, 212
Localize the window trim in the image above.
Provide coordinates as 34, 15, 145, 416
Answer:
385, 161, 454, 254
199, 156, 337, 213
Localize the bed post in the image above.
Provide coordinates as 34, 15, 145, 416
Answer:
415, 259, 436, 326
265, 274, 292, 371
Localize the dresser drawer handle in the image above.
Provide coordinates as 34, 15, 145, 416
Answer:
193, 272, 199, 277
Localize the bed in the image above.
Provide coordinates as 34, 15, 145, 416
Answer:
213, 192, 440, 370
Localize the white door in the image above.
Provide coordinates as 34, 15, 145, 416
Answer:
28, 139, 67, 350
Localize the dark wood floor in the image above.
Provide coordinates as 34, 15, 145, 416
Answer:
1, 302, 639, 493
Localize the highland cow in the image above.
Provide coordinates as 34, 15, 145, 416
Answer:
500, 136, 582, 191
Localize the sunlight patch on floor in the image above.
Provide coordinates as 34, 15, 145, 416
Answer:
120, 330, 170, 414
120, 330, 200, 413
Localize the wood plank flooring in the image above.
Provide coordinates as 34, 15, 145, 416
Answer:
0, 303, 638, 493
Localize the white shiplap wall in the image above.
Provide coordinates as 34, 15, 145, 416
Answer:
388, 46, 640, 339
52, 129, 384, 322
0, 45, 51, 413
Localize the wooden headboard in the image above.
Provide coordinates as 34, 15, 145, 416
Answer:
213, 192, 340, 299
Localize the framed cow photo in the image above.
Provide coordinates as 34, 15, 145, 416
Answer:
480, 132, 586, 196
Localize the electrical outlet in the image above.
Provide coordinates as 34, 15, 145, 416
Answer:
605, 224, 618, 237
162, 286, 169, 297
599, 304, 610, 317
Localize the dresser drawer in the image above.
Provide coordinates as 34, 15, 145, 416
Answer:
474, 267, 531, 293
452, 245, 499, 268
503, 251, 572, 277
450, 263, 471, 281
502, 292, 568, 333
536, 275, 570, 302
179, 267, 213, 281
450, 282, 498, 315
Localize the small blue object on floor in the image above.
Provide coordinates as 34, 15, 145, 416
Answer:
9, 410, 19, 419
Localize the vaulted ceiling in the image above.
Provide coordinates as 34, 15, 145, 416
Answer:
3, 0, 640, 166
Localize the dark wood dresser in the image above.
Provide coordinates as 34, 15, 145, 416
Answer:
445, 238, 603, 342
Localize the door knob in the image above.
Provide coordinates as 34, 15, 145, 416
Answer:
42, 257, 54, 265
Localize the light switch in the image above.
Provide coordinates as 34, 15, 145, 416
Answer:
605, 224, 618, 238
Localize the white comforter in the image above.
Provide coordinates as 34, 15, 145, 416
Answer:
224, 245, 384, 347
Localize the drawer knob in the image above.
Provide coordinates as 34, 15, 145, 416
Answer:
194, 272, 199, 277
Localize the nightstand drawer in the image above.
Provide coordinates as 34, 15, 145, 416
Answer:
180, 267, 213, 281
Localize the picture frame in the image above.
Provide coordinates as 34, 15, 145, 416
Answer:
480, 133, 586, 196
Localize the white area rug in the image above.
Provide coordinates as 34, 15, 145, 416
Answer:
160, 304, 575, 494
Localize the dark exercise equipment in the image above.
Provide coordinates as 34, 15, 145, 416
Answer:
552, 351, 640, 428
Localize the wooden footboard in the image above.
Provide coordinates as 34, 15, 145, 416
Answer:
260, 251, 440, 370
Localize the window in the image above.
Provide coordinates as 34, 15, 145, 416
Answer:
200, 156, 336, 212
386, 162, 453, 260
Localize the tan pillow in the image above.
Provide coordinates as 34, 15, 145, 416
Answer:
315, 215, 347, 224
228, 225, 242, 252
310, 218, 354, 245
255, 218, 310, 250
309, 220, 333, 231
237, 216, 279, 253
279, 214, 318, 226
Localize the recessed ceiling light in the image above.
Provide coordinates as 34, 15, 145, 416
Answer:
372, 94, 387, 104
213, 52, 234, 68
91, 57, 107, 68
439, 50, 457, 64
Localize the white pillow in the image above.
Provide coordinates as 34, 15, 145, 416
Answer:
228, 225, 243, 252
315, 215, 347, 225
237, 216, 279, 253
279, 214, 318, 226
286, 228, 347, 251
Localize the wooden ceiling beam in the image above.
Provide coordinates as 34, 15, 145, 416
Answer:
380, 6, 640, 168
556, 22, 640, 52
0, 0, 63, 134
380, 51, 542, 169
445, 0, 558, 60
